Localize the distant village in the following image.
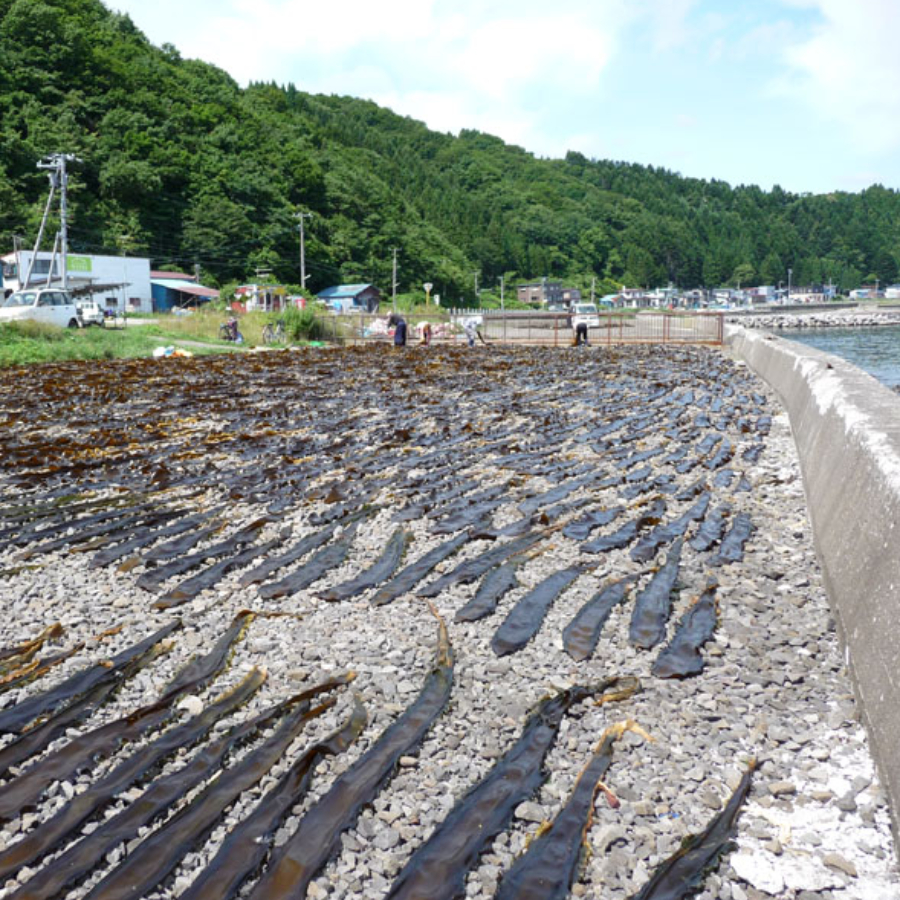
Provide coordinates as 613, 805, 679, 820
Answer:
3, 248, 898, 315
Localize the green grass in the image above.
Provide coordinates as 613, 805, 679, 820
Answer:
0, 320, 225, 367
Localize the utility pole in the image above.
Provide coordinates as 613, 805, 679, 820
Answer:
391, 247, 399, 311
499, 275, 505, 311
473, 271, 479, 305
295, 212, 312, 292
591, 277, 596, 304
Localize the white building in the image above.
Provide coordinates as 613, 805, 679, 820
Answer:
1, 250, 153, 313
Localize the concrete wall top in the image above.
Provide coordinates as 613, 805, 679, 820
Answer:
728, 324, 900, 840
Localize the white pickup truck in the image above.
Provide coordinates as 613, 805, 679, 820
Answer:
571, 302, 601, 329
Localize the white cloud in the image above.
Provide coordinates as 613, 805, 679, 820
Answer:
776, 0, 900, 152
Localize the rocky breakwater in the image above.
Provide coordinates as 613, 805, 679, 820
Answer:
729, 310, 900, 331
0, 345, 897, 900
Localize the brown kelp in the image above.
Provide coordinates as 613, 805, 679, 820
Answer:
247, 612, 454, 900
629, 539, 683, 650
318, 528, 413, 601
491, 565, 585, 656
256, 519, 362, 600
688, 504, 731, 552
177, 698, 367, 900
708, 512, 754, 566
0, 620, 180, 736
582, 498, 666, 554
563, 575, 640, 661
455, 558, 523, 622
630, 493, 710, 563
9, 674, 356, 900
495, 721, 651, 900
385, 677, 640, 900
82, 696, 340, 900
238, 522, 338, 587
370, 531, 469, 606
562, 505, 624, 541
628, 761, 755, 900
0, 668, 266, 880
0, 644, 81, 695
652, 577, 719, 678
0, 623, 63, 669
0, 612, 251, 821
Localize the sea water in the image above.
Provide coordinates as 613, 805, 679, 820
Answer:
784, 325, 900, 391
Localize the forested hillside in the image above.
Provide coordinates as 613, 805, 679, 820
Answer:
1, 0, 899, 301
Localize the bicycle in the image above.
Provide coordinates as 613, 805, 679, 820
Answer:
219, 318, 244, 343
262, 319, 286, 345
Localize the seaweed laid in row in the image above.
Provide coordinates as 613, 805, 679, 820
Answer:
630, 493, 710, 563
495, 720, 650, 900
652, 577, 719, 679
629, 539, 683, 650
247, 610, 454, 900
582, 498, 666, 555
563, 575, 640, 661
689, 504, 731, 552
317, 527, 413, 601
371, 532, 470, 606
709, 512, 754, 566
238, 522, 338, 587
385, 677, 640, 900
455, 558, 523, 622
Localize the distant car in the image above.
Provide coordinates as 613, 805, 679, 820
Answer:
571, 302, 601, 329
76, 299, 104, 327
0, 288, 81, 328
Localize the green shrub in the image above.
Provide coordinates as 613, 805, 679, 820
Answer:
284, 306, 325, 341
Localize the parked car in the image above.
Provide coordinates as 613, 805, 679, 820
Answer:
76, 299, 104, 327
571, 302, 601, 329
0, 288, 81, 328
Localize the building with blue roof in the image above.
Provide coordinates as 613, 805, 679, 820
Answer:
317, 283, 381, 313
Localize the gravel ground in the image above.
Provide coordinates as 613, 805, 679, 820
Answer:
0, 344, 896, 900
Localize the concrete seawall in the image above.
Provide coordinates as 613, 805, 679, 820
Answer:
729, 325, 900, 840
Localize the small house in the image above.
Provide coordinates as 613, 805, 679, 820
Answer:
318, 284, 381, 313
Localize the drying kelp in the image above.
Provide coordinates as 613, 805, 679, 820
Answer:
709, 512, 754, 566
178, 699, 367, 900
136, 517, 270, 591
155, 534, 287, 609
652, 577, 719, 678
564, 575, 640, 661
9, 674, 356, 900
562, 505, 624, 541
582, 498, 666, 554
629, 540, 683, 650
257, 519, 362, 600
371, 532, 469, 606
0, 623, 63, 671
492, 565, 585, 656
455, 558, 523, 622
0, 612, 250, 821
82, 696, 339, 900
247, 612, 454, 900
630, 493, 710, 563
495, 721, 650, 900
418, 531, 542, 598
628, 761, 755, 899
0, 668, 265, 880
0, 620, 179, 736
386, 677, 640, 900
238, 522, 338, 587
318, 528, 413, 601
143, 517, 226, 563
688, 503, 731, 552
0, 644, 80, 695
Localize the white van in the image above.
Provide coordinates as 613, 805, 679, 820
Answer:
571, 302, 601, 329
0, 288, 82, 328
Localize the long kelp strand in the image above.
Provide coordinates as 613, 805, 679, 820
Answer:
83, 697, 338, 900
0, 668, 266, 880
371, 532, 469, 606
318, 528, 413, 601
178, 698, 367, 900
495, 721, 651, 900
385, 677, 639, 900
247, 612, 454, 900
629, 539, 684, 650
10, 674, 355, 900
628, 761, 755, 900
651, 577, 719, 679
563, 575, 640, 661
238, 523, 337, 587
0, 620, 180, 736
0, 623, 63, 668
454, 560, 521, 623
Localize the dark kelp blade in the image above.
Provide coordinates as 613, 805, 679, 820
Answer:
708, 513, 754, 566
491, 565, 584, 657
0, 645, 80, 695
0, 613, 251, 821
651, 577, 718, 679
386, 677, 640, 900
318, 528, 413, 601
238, 522, 337, 587
10, 674, 356, 900
247, 611, 454, 900
495, 720, 651, 900
454, 559, 521, 623
630, 494, 709, 563
0, 623, 63, 668
688, 504, 731, 552
0, 620, 180, 736
178, 698, 368, 900
0, 668, 266, 881
629, 539, 683, 650
563, 575, 639, 661
370, 532, 469, 606
628, 761, 756, 900
82, 697, 338, 900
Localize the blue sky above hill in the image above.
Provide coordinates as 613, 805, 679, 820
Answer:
110, 0, 900, 194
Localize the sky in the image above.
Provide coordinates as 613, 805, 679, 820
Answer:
108, 0, 900, 195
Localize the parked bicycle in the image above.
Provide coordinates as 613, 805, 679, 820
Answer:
262, 319, 286, 345
219, 317, 244, 343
